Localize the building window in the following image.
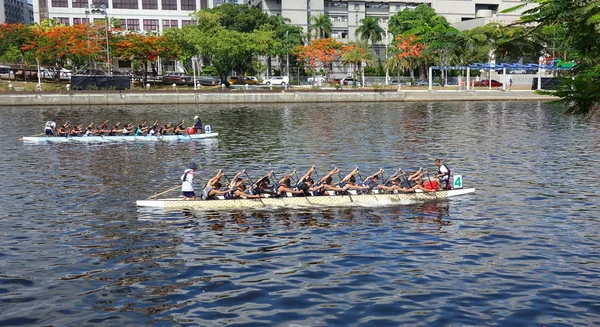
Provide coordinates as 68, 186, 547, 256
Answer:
200, 0, 207, 9
366, 2, 389, 9
56, 17, 70, 25
182, 19, 196, 25
162, 0, 177, 10
51, 0, 68, 7
72, 0, 89, 8
92, 0, 108, 6
181, 0, 195, 10
126, 18, 139, 30
73, 17, 89, 24
330, 15, 348, 22
143, 19, 158, 31
325, 1, 347, 8
142, 0, 157, 9
163, 19, 178, 29
113, 0, 138, 9
331, 29, 348, 39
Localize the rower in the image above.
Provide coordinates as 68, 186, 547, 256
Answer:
160, 122, 173, 135
434, 159, 451, 190
246, 170, 274, 196
194, 116, 203, 134
83, 122, 95, 136
358, 169, 384, 194
173, 121, 186, 135
44, 117, 56, 136
148, 121, 159, 136
97, 120, 110, 135
121, 122, 133, 136
312, 167, 347, 196
202, 169, 228, 200
272, 170, 304, 197
57, 121, 70, 137
109, 122, 121, 136
134, 122, 148, 136
69, 124, 83, 136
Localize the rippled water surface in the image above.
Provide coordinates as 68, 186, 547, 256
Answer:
1, 101, 599, 326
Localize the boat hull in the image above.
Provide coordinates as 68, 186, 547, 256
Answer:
22, 132, 218, 143
137, 188, 475, 210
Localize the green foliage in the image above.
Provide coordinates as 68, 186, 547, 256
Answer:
508, 0, 600, 117
201, 65, 217, 76
309, 14, 332, 39
206, 3, 269, 33
355, 16, 384, 45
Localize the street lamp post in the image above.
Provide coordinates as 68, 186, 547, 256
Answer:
384, 27, 389, 85
192, 57, 197, 90
285, 30, 290, 78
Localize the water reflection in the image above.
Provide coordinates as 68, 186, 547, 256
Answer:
2, 101, 600, 326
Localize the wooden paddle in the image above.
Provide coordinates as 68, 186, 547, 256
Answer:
147, 185, 179, 199
19, 132, 46, 141
244, 171, 265, 205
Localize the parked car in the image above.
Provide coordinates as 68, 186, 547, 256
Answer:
415, 80, 441, 86
480, 79, 503, 87
43, 68, 72, 81
509, 69, 527, 74
229, 76, 259, 85
307, 76, 326, 84
341, 78, 356, 86
198, 75, 221, 86
262, 76, 289, 86
162, 72, 194, 85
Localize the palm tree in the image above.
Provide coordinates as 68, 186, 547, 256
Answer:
341, 40, 375, 87
309, 14, 332, 39
355, 16, 384, 46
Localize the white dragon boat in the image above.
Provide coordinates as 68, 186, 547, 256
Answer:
137, 188, 475, 210
21, 132, 218, 143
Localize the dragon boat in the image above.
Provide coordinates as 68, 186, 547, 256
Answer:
136, 188, 476, 210
21, 132, 218, 143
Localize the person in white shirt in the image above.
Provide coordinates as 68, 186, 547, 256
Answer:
45, 118, 56, 136
434, 159, 451, 190
181, 162, 199, 200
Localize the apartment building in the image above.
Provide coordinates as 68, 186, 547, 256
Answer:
2, 0, 35, 24
247, 0, 533, 44
32, 0, 243, 30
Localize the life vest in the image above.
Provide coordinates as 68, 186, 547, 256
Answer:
423, 179, 439, 190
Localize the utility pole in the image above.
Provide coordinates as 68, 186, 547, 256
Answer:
384, 27, 389, 85
286, 30, 290, 77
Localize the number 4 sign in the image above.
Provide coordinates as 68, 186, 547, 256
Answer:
453, 175, 463, 189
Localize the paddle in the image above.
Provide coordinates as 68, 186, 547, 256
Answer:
243, 171, 265, 204
147, 185, 179, 199
425, 170, 439, 199
19, 132, 45, 141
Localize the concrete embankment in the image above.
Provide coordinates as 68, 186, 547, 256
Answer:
0, 89, 554, 106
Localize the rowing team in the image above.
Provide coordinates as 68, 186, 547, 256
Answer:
43, 116, 204, 137
180, 160, 451, 201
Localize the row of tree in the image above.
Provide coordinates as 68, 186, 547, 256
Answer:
0, 2, 596, 116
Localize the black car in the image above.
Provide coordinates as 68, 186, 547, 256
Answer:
198, 76, 221, 86
162, 72, 194, 85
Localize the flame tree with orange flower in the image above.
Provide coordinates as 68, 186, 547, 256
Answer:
111, 33, 180, 86
385, 35, 425, 83
22, 24, 96, 81
293, 38, 345, 85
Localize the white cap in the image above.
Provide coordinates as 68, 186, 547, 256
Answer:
194, 116, 199, 120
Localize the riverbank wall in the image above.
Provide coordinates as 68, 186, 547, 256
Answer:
0, 89, 554, 106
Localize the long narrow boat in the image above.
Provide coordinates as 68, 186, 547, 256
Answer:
21, 132, 218, 143
137, 188, 475, 210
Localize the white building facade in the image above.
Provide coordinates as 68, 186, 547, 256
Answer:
247, 0, 534, 44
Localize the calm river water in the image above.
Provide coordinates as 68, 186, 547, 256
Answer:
1, 101, 599, 326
